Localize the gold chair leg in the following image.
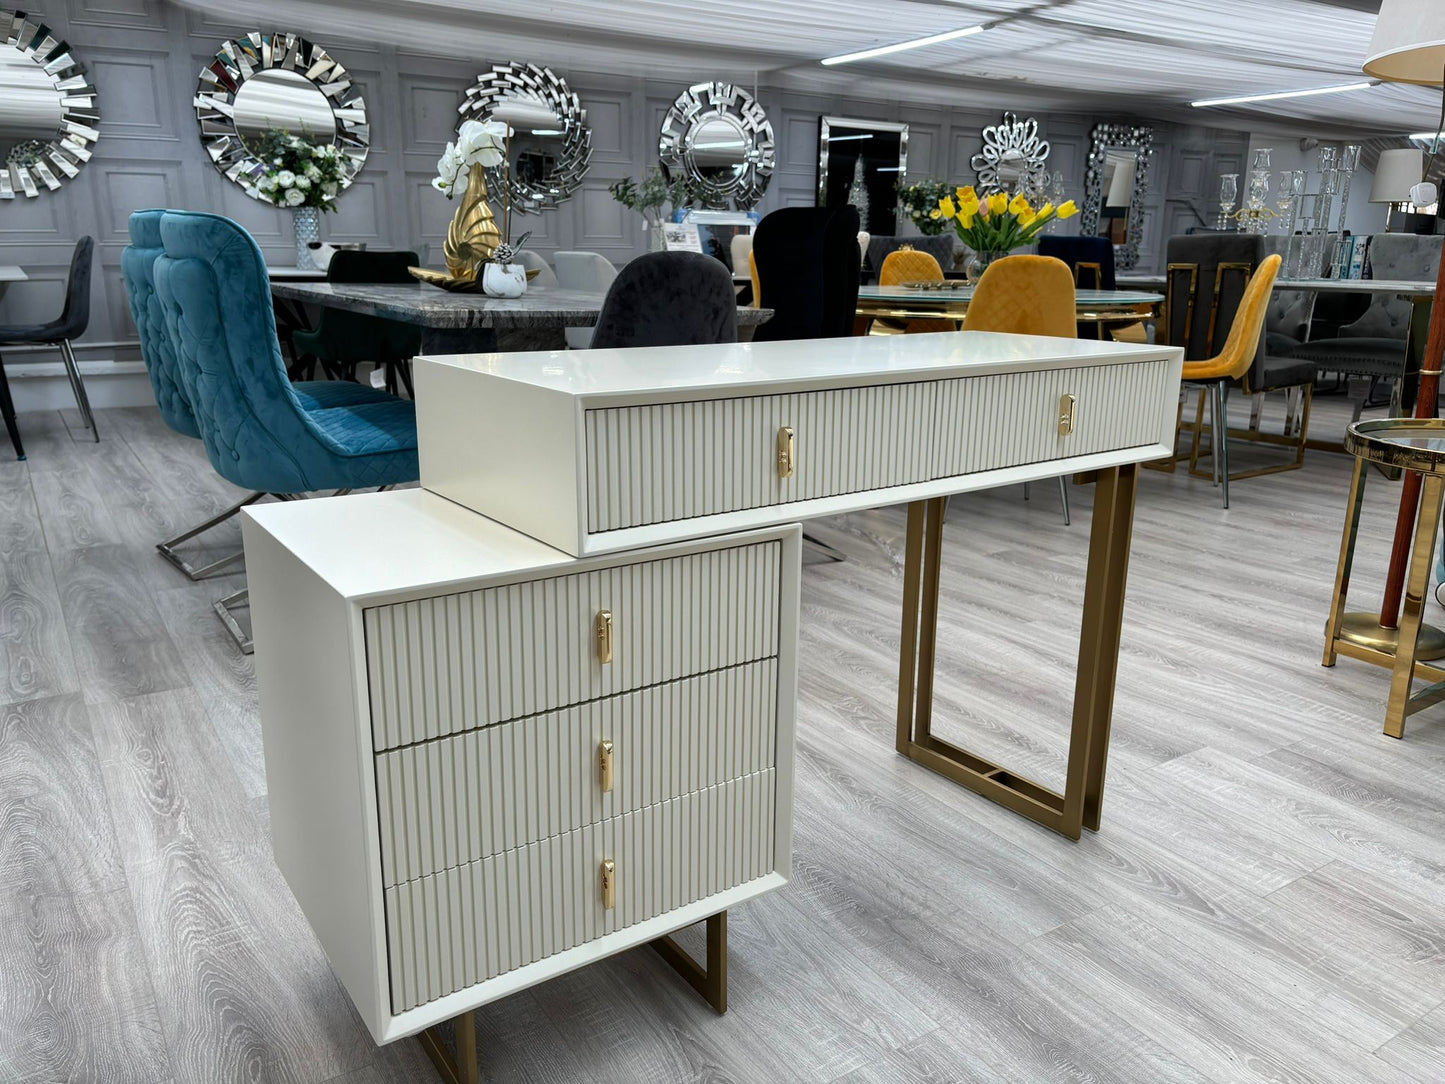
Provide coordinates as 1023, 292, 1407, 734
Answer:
419, 1010, 480, 1084
651, 911, 728, 1014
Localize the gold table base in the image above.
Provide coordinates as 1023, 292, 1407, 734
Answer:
895, 464, 1139, 840
1323, 450, 1445, 737
417, 911, 728, 1082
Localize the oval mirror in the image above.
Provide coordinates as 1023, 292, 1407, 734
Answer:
0, 8, 100, 199
659, 82, 773, 210
459, 63, 591, 214
194, 31, 369, 202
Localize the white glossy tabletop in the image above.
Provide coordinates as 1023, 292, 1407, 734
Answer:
244, 488, 572, 600
418, 329, 1179, 400
0, 266, 27, 282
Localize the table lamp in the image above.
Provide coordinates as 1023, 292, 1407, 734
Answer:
1370, 147, 1428, 229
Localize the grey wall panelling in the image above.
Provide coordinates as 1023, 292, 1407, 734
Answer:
0, 0, 1248, 404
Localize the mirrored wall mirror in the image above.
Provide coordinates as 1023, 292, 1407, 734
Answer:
195, 32, 369, 201
971, 113, 1049, 196
659, 82, 774, 210
1080, 123, 1153, 269
460, 62, 591, 214
0, 8, 99, 199
816, 117, 907, 235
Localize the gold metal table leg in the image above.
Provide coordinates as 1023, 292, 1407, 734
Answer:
1322, 455, 1369, 668
651, 910, 728, 1014
1386, 474, 1445, 737
894, 465, 1140, 840
419, 1009, 480, 1084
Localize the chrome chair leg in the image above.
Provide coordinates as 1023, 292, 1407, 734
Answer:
158, 492, 265, 580
214, 587, 253, 655
58, 339, 98, 441
1057, 476, 1071, 526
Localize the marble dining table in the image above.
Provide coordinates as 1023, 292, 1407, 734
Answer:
270, 280, 774, 352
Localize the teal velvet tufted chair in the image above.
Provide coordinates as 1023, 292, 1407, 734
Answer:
123, 209, 408, 581
152, 210, 419, 497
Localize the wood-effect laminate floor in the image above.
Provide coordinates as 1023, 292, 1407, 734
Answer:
2, 400, 1443, 1083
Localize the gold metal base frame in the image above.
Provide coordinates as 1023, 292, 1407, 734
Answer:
1323, 454, 1445, 737
415, 911, 729, 1082
651, 910, 728, 1014
895, 465, 1140, 839
419, 1011, 480, 1084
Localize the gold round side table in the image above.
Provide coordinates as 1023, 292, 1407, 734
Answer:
1323, 418, 1445, 737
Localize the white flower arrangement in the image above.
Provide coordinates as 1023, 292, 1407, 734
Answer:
246, 129, 349, 212
432, 119, 510, 198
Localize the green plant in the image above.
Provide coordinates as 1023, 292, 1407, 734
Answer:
897, 180, 955, 235
609, 167, 695, 227
247, 128, 350, 212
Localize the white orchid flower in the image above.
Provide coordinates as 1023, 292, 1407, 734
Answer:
457, 119, 509, 168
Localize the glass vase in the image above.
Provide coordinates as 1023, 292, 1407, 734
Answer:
964, 250, 1011, 284
293, 206, 321, 271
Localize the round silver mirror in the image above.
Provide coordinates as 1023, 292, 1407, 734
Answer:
659, 82, 773, 210
194, 32, 369, 202
0, 9, 99, 200
971, 112, 1049, 196
459, 63, 591, 214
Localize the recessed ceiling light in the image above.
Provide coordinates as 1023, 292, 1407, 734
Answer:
1190, 82, 1376, 107
821, 25, 987, 67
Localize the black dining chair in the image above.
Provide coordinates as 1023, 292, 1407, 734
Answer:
0, 236, 96, 456
750, 205, 861, 342
590, 250, 738, 349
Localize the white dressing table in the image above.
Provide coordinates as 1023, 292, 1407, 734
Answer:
244, 329, 1183, 1082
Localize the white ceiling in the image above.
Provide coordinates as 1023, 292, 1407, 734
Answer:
176, 0, 1442, 137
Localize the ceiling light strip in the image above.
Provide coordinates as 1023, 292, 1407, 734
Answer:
1191, 81, 1376, 107
821, 25, 986, 67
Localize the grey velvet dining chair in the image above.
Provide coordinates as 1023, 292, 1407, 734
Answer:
554, 251, 619, 349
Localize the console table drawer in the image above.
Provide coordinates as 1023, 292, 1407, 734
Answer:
584, 382, 933, 533
933, 360, 1172, 477
364, 539, 781, 749
384, 769, 776, 1014
374, 659, 779, 884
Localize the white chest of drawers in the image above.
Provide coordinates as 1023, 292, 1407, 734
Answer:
415, 330, 1182, 557
241, 489, 800, 1044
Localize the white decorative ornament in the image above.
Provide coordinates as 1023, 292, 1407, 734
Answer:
971, 112, 1051, 196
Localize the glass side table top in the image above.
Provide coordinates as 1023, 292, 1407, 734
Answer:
1345, 419, 1445, 475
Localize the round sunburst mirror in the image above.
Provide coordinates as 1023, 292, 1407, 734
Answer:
0, 8, 99, 200
659, 81, 774, 210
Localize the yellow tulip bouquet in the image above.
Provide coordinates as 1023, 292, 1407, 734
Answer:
932, 185, 1078, 253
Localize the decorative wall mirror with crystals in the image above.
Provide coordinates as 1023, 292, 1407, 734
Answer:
459, 62, 591, 214
195, 31, 369, 201
816, 117, 907, 234
970, 113, 1049, 196
0, 8, 99, 199
659, 81, 774, 210
1079, 123, 1154, 269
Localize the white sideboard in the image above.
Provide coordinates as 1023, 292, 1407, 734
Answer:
241, 488, 801, 1044
415, 330, 1182, 556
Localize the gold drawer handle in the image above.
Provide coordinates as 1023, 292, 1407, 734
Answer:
600, 858, 616, 910
1058, 394, 1077, 437
597, 738, 614, 792
595, 609, 613, 664
777, 426, 794, 478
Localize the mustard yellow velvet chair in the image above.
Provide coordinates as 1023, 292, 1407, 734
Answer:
961, 254, 1078, 523
962, 255, 1078, 337
878, 248, 956, 334
1182, 253, 1286, 509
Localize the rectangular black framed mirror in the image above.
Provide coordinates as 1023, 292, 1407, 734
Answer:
816, 116, 908, 236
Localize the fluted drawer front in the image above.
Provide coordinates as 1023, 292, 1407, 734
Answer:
384, 770, 776, 1014
364, 540, 781, 750
374, 659, 779, 885
585, 383, 934, 533
934, 361, 1171, 478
